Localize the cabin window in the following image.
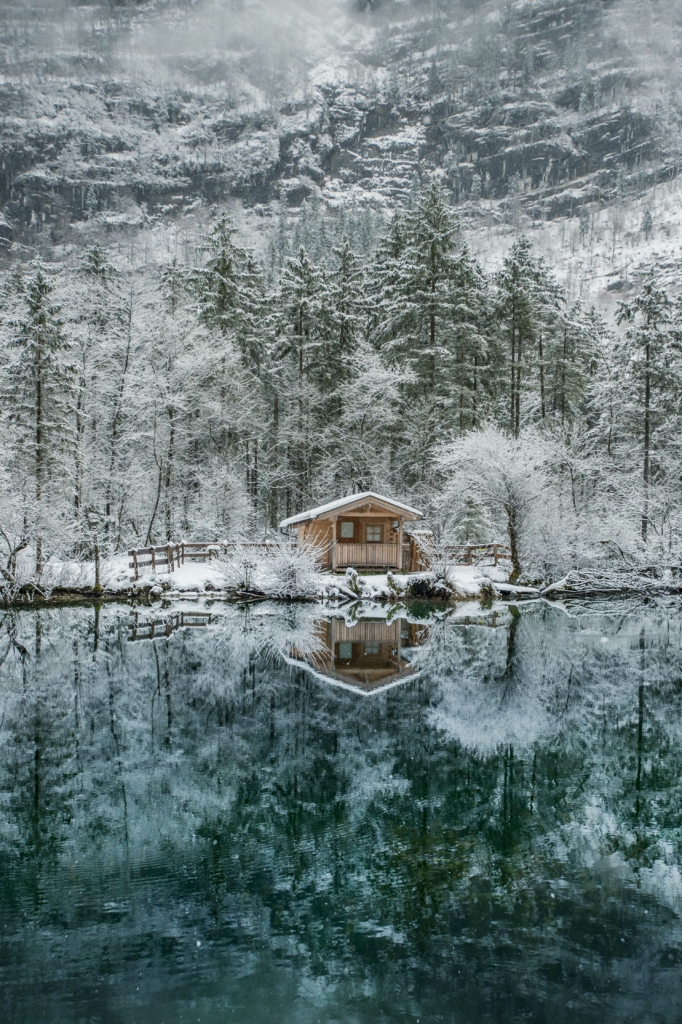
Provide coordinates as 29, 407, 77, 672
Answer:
364, 641, 380, 656
338, 642, 352, 660
366, 525, 382, 543
340, 522, 354, 539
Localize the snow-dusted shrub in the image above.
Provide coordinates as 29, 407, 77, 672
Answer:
218, 539, 326, 598
344, 567, 363, 597
218, 547, 261, 593
386, 570, 405, 598
259, 539, 325, 600
406, 573, 453, 601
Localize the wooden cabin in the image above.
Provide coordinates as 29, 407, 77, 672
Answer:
284, 616, 429, 694
279, 492, 425, 572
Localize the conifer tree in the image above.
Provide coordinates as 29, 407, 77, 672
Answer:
616, 277, 679, 542
192, 216, 265, 371
495, 237, 556, 437
270, 248, 326, 514
316, 239, 364, 418
5, 263, 72, 573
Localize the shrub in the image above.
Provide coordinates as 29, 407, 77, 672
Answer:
261, 539, 325, 599
406, 574, 453, 601
218, 548, 260, 593
219, 539, 326, 599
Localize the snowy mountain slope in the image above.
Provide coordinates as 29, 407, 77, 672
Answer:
0, 0, 680, 293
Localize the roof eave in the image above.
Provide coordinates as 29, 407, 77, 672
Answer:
279, 492, 423, 530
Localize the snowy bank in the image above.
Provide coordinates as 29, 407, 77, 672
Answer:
1, 548, 541, 607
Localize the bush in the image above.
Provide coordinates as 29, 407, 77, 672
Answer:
261, 539, 325, 599
406, 574, 453, 601
218, 548, 260, 593
219, 539, 325, 599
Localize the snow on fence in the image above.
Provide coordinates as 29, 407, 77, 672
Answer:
443, 544, 511, 566
128, 540, 512, 581
128, 541, 278, 581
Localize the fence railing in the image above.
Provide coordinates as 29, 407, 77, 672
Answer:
128, 610, 212, 642
128, 541, 278, 581
128, 539, 513, 580
443, 544, 511, 566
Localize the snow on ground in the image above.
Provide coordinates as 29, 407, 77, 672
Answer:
25, 552, 538, 603
343, 566, 539, 602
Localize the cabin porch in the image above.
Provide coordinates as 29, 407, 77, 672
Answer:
331, 541, 408, 571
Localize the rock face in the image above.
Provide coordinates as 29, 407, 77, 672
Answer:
0, 0, 679, 245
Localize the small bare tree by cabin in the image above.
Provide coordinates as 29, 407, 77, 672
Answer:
279, 492, 425, 572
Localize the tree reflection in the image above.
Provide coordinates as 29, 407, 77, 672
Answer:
1, 601, 682, 1021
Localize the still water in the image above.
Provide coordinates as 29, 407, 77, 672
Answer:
2, 598, 682, 1023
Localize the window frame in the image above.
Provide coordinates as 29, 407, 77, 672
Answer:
366, 525, 382, 544
340, 521, 355, 540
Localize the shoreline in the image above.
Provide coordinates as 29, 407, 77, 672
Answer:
3, 581, 682, 610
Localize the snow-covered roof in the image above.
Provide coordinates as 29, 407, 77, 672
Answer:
279, 492, 423, 529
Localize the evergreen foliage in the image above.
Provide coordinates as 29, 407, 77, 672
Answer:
2, 186, 682, 579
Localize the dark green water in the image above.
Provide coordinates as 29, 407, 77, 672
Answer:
2, 599, 682, 1024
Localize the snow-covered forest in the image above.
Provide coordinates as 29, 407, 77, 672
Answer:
2, 181, 681, 584
1, 0, 682, 587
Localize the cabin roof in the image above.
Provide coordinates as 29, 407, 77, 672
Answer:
279, 491, 423, 529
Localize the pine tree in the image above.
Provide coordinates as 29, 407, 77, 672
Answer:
192, 216, 265, 371
449, 244, 488, 429
270, 248, 326, 514
495, 237, 556, 437
5, 263, 72, 573
316, 239, 364, 419
616, 276, 679, 542
73, 245, 117, 527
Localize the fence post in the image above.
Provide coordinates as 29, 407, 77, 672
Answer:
132, 549, 139, 581
494, 544, 499, 566
151, 547, 156, 573
167, 544, 173, 573
181, 542, 185, 566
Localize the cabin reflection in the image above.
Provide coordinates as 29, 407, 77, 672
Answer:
286, 617, 429, 694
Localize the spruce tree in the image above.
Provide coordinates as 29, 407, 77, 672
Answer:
495, 237, 556, 437
616, 276, 678, 542
270, 248, 326, 514
5, 263, 72, 573
192, 216, 264, 372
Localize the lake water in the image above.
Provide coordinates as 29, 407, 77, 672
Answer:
2, 598, 682, 1023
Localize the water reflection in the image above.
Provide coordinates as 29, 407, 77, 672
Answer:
282, 614, 428, 693
2, 599, 682, 1023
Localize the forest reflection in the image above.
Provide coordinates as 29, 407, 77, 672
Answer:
2, 599, 682, 1024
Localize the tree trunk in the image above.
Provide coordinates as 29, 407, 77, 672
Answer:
642, 340, 650, 541
510, 323, 516, 434
506, 504, 522, 582
35, 342, 44, 575
93, 534, 102, 593
164, 406, 175, 542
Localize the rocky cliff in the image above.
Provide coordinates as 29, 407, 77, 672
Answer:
0, 0, 680, 251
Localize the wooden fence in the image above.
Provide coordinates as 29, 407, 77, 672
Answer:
128, 541, 277, 581
128, 539, 513, 581
443, 543, 511, 566
128, 610, 212, 642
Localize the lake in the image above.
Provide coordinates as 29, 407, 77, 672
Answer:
1, 598, 682, 1023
